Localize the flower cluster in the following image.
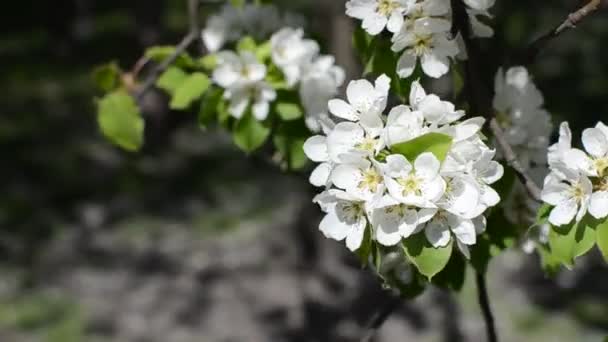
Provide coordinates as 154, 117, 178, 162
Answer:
304, 74, 503, 258
211, 27, 345, 131
202, 3, 305, 52
542, 121, 608, 226
345, 0, 496, 79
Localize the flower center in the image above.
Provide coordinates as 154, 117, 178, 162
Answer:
377, 0, 399, 16
594, 158, 608, 177
355, 136, 379, 153
594, 177, 608, 192
384, 204, 409, 217
569, 182, 587, 202
358, 167, 384, 193
412, 34, 432, 56
337, 201, 364, 224
398, 174, 423, 196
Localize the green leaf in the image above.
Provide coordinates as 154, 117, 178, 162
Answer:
198, 87, 223, 129
170, 73, 211, 110
156, 66, 187, 95
470, 209, 519, 274
431, 252, 467, 291
402, 233, 453, 280
92, 62, 121, 92
352, 26, 374, 62
596, 218, 608, 262
96, 91, 144, 151
145, 46, 195, 68
255, 41, 272, 62
391, 132, 454, 162
355, 225, 373, 267
276, 102, 303, 121
273, 120, 309, 170
534, 203, 553, 228
538, 243, 561, 277
198, 54, 217, 71
233, 111, 271, 153
230, 0, 245, 7
237, 36, 257, 53
549, 216, 598, 268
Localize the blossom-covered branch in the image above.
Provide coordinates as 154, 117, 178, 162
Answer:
524, 0, 603, 64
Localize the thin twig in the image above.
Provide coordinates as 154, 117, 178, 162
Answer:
489, 119, 542, 201
188, 0, 204, 54
360, 297, 401, 342
475, 272, 498, 342
523, 0, 602, 64
134, 32, 197, 102
452, 0, 543, 202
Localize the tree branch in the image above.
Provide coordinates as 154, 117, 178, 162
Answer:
523, 0, 602, 64
360, 296, 401, 342
475, 272, 498, 342
452, 0, 543, 202
134, 32, 197, 102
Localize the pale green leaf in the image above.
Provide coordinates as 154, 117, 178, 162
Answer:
198, 87, 223, 129
145, 46, 195, 68
237, 36, 257, 53
403, 233, 453, 280
92, 62, 121, 92
97, 91, 144, 151
233, 111, 271, 153
276, 102, 303, 121
156, 66, 187, 95
170, 73, 211, 110
596, 218, 608, 262
549, 216, 598, 268
391, 132, 453, 162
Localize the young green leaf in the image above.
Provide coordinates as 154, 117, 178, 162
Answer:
390, 132, 453, 162
273, 120, 309, 170
276, 102, 303, 121
156, 66, 187, 95
355, 225, 373, 267
92, 62, 121, 92
255, 41, 272, 62
549, 216, 598, 268
237, 36, 257, 53
198, 87, 223, 129
96, 91, 144, 151
145, 46, 195, 68
170, 73, 211, 110
198, 54, 218, 71
402, 233, 453, 280
233, 111, 271, 153
596, 218, 608, 262
431, 252, 467, 291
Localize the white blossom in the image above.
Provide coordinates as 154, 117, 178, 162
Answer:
493, 66, 552, 170
391, 17, 459, 78
306, 74, 502, 253
270, 28, 320, 87
202, 3, 305, 52
299, 56, 346, 132
346, 0, 415, 35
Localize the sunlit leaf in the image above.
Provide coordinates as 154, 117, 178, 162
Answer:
96, 91, 144, 151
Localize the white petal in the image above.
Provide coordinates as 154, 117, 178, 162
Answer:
331, 164, 362, 191
328, 99, 357, 121
449, 215, 476, 245
252, 101, 269, 120
387, 11, 405, 33
346, 218, 367, 251
396, 52, 417, 78
564, 149, 596, 177
373, 208, 403, 246
409, 81, 427, 107
589, 191, 608, 219
346, 79, 375, 109
362, 12, 387, 35
425, 219, 451, 248
310, 163, 332, 187
303, 135, 328, 162
456, 240, 471, 259
421, 51, 450, 78
541, 182, 570, 206
414, 152, 440, 178
548, 198, 578, 226
582, 128, 608, 158
319, 209, 350, 241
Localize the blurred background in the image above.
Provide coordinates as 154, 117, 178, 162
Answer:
1, 0, 607, 341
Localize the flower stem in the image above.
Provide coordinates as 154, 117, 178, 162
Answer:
475, 271, 498, 342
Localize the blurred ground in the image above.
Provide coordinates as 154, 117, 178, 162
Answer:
1, 0, 607, 341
